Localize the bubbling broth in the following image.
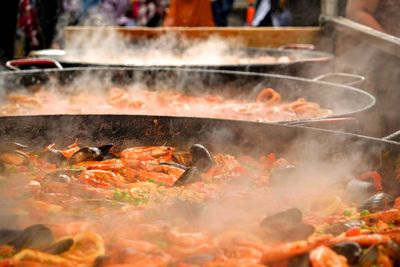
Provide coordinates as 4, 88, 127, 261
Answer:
0, 85, 332, 122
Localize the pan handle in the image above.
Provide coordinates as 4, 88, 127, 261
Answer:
382, 130, 400, 142
278, 44, 315, 50
313, 72, 366, 87
283, 117, 360, 131
6, 58, 63, 71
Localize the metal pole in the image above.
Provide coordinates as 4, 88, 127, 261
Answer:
321, 0, 339, 17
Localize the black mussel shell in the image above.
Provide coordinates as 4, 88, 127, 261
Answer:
331, 241, 362, 265
69, 147, 102, 164
190, 144, 215, 172
0, 229, 23, 245
43, 238, 74, 254
264, 223, 315, 241
8, 224, 54, 251
358, 244, 379, 266
260, 208, 302, 228
269, 165, 297, 186
98, 144, 113, 155
69, 145, 113, 164
358, 192, 395, 213
42, 149, 67, 165
346, 179, 375, 204
325, 220, 364, 236
386, 241, 400, 262
159, 161, 188, 170
44, 169, 82, 183
0, 142, 28, 153
175, 167, 202, 186
288, 253, 309, 267
93, 255, 111, 267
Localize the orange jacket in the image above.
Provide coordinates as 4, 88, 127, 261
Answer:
164, 0, 215, 27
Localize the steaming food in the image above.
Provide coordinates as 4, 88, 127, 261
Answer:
0, 87, 332, 122
1, 141, 400, 266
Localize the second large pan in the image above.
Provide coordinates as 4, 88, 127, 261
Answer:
22, 46, 333, 77
0, 67, 375, 128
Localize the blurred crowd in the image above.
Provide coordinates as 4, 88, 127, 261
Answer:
1, 0, 301, 61
1, 0, 398, 65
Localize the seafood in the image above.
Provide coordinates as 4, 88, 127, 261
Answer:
0, 141, 400, 267
0, 86, 333, 122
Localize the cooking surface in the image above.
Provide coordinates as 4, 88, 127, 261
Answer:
0, 115, 400, 266
1, 86, 332, 122
0, 68, 375, 124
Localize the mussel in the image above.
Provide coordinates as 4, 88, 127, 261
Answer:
0, 229, 22, 245
69, 144, 113, 165
358, 192, 395, 213
266, 223, 315, 241
43, 238, 74, 254
346, 179, 375, 204
358, 244, 379, 266
260, 208, 315, 241
358, 242, 400, 266
331, 241, 362, 265
43, 169, 82, 184
325, 220, 364, 236
174, 167, 202, 186
159, 161, 188, 171
189, 144, 215, 172
42, 149, 67, 166
288, 253, 309, 267
8, 224, 54, 251
260, 208, 302, 227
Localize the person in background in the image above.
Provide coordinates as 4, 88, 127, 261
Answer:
212, 0, 235, 27
132, 0, 166, 27
346, 0, 400, 37
0, 1, 19, 65
164, 0, 215, 26
252, 0, 292, 27
15, 0, 63, 56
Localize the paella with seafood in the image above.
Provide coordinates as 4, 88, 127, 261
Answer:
0, 86, 332, 123
0, 140, 400, 267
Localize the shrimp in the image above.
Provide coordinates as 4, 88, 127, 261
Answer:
225, 246, 263, 260
78, 170, 125, 188
107, 87, 130, 108
309, 246, 349, 267
256, 88, 281, 105
166, 228, 210, 247
8, 94, 42, 108
121, 146, 175, 162
136, 170, 176, 186
167, 243, 215, 259
13, 250, 72, 266
51, 142, 80, 159
61, 232, 105, 264
76, 159, 125, 171
357, 171, 383, 192
361, 209, 400, 225
114, 238, 160, 254
261, 238, 330, 263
